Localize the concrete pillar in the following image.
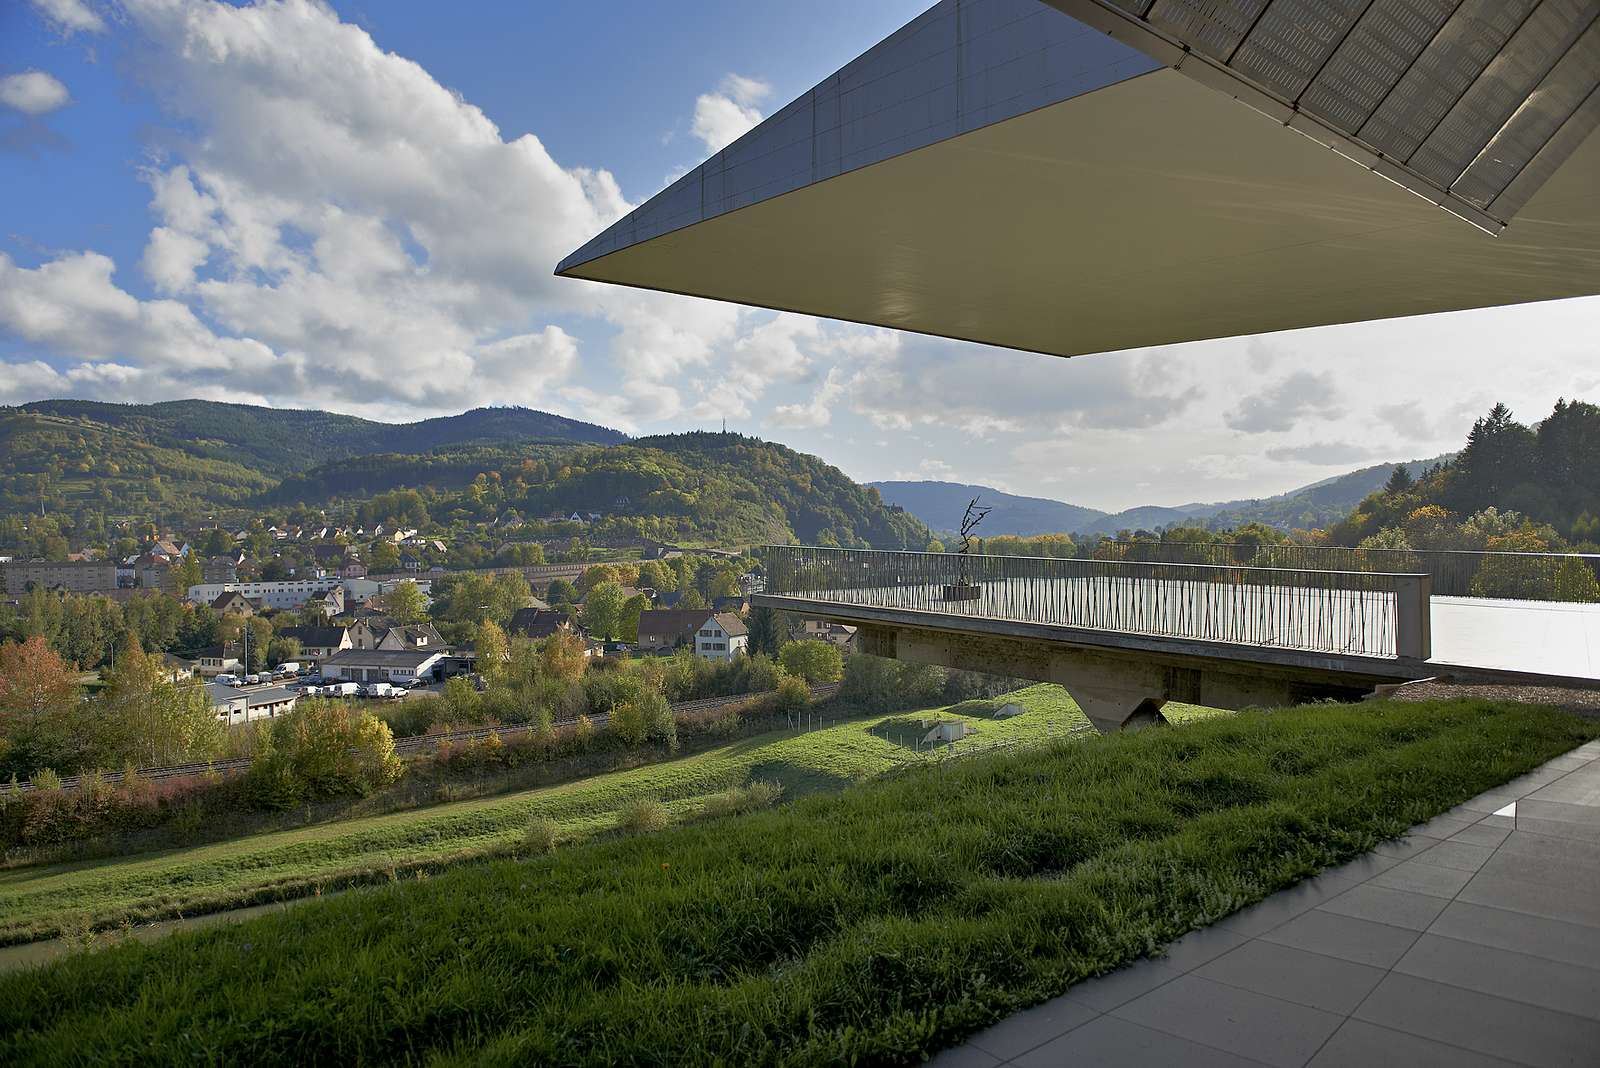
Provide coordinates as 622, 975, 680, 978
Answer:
1049, 652, 1171, 734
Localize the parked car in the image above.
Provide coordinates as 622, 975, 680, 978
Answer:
324, 681, 360, 698
244, 674, 262, 686
214, 673, 239, 686
276, 662, 302, 676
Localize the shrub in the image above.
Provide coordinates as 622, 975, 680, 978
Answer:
246, 700, 402, 810
775, 675, 811, 715
524, 816, 558, 854
573, 714, 595, 747
617, 799, 670, 834
699, 781, 782, 819
779, 641, 844, 683
608, 700, 647, 747
31, 768, 62, 791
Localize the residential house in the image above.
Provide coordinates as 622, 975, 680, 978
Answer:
202, 556, 240, 584
195, 643, 244, 677
376, 623, 446, 652
400, 553, 424, 572
798, 618, 858, 651
305, 585, 345, 618
508, 608, 581, 641
712, 594, 749, 615
210, 591, 258, 618
161, 652, 197, 682
695, 613, 748, 662
275, 625, 352, 666
321, 648, 446, 685
340, 560, 369, 579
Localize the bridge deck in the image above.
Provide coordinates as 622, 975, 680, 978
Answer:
756, 585, 1600, 686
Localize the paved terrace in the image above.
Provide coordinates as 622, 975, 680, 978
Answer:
933, 738, 1600, 1067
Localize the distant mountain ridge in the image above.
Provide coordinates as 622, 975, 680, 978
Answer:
17, 399, 624, 474
872, 453, 1455, 538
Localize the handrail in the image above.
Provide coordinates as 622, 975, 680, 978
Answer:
758, 545, 1430, 660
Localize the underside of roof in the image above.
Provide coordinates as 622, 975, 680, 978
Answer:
557, 0, 1600, 359
1061, 0, 1600, 232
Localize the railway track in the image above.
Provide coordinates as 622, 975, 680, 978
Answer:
12, 683, 840, 792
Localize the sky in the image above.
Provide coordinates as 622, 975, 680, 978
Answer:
3, 0, 1599, 513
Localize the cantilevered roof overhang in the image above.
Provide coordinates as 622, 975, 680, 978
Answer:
557, 0, 1600, 358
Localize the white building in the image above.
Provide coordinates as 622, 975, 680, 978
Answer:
694, 612, 748, 662
321, 648, 446, 685
186, 577, 381, 611
208, 682, 297, 725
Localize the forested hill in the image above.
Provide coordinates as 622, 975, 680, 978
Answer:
275, 432, 932, 549
868, 481, 1108, 536
0, 401, 625, 524
17, 400, 623, 472
874, 455, 1454, 538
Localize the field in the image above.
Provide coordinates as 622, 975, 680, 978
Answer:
0, 695, 1592, 1065
0, 684, 1134, 944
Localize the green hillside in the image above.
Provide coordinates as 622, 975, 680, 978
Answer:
0, 400, 625, 530
274, 432, 932, 548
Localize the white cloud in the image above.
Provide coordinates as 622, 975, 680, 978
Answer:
772, 366, 846, 429
29, 0, 106, 35
1225, 371, 1343, 434
0, 71, 71, 115
690, 73, 771, 154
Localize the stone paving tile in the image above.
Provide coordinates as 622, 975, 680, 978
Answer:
1194, 940, 1386, 1016
1353, 971, 1600, 1068
1211, 876, 1354, 938
1394, 933, 1600, 1023
1152, 924, 1249, 973
1307, 1019, 1525, 1067
1456, 869, 1600, 928
1409, 813, 1479, 840
924, 1043, 1003, 1067
1259, 909, 1421, 969
1368, 858, 1476, 899
1316, 884, 1449, 932
1481, 834, 1600, 888
1013, 1014, 1273, 1068
1445, 822, 1511, 848
1427, 900, 1600, 973
1111, 974, 1343, 1068
1367, 836, 1436, 863
1058, 957, 1184, 1013
1516, 813, 1600, 844
1410, 838, 1495, 872
963, 994, 1099, 1061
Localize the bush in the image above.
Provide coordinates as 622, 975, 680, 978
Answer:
775, 675, 811, 715
779, 641, 844, 683
31, 768, 62, 791
617, 798, 670, 834
246, 700, 403, 810
608, 700, 647, 747
524, 816, 558, 854
699, 781, 782, 819
839, 654, 946, 713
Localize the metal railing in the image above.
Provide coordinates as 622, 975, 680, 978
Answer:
760, 546, 1430, 660
1085, 542, 1600, 602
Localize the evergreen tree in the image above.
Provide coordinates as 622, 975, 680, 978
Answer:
1383, 465, 1414, 495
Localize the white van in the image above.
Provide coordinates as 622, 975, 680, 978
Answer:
214, 673, 240, 686
244, 674, 262, 686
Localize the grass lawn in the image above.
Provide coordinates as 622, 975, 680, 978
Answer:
0, 685, 1122, 945
0, 696, 1591, 1065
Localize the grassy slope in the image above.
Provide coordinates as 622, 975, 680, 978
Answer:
0, 686, 1129, 943
0, 698, 1592, 1064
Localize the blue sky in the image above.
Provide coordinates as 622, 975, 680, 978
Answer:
4, 0, 1600, 512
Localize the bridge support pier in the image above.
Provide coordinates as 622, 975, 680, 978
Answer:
857, 622, 1370, 734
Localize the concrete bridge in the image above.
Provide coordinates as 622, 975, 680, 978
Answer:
753, 546, 1600, 732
